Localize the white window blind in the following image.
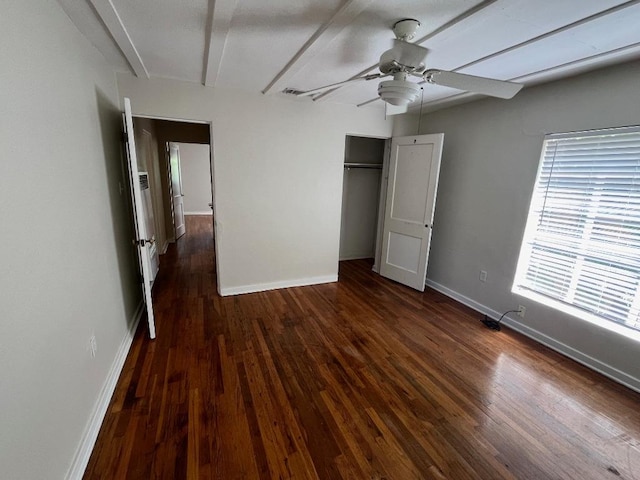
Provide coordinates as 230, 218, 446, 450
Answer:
513, 126, 640, 333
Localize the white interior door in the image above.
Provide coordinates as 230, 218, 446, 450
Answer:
138, 130, 159, 283
139, 172, 159, 283
123, 97, 156, 339
379, 134, 444, 291
169, 143, 186, 239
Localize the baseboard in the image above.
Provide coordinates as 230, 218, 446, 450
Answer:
184, 211, 212, 216
160, 241, 169, 255
425, 279, 640, 394
220, 275, 338, 297
65, 302, 144, 479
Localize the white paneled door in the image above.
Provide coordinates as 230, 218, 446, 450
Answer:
123, 97, 156, 339
169, 143, 186, 239
380, 134, 444, 291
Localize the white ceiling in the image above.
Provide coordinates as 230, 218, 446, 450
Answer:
57, 0, 640, 112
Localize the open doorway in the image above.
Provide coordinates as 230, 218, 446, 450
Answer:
131, 117, 212, 253
339, 135, 389, 271
131, 116, 216, 290
168, 142, 213, 239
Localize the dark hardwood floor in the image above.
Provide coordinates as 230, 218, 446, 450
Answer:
85, 215, 640, 479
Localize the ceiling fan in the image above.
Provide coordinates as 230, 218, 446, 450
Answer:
284, 19, 523, 112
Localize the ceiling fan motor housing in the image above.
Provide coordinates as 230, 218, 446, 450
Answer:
379, 39, 428, 74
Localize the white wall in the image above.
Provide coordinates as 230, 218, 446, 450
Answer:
175, 142, 212, 215
394, 61, 640, 390
0, 1, 141, 478
117, 74, 393, 294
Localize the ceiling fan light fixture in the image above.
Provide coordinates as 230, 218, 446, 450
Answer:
378, 80, 421, 106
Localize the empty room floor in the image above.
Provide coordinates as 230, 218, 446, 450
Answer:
85, 216, 640, 479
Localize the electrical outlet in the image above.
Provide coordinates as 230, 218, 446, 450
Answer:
479, 270, 488, 282
517, 305, 526, 318
89, 335, 97, 358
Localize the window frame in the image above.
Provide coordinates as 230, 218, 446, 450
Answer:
513, 125, 640, 343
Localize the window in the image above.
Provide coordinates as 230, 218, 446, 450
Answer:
513, 126, 640, 334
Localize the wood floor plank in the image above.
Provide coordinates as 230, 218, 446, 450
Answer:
84, 216, 640, 479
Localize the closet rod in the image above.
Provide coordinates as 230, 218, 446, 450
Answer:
344, 162, 382, 169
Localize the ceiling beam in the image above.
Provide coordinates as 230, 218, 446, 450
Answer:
89, 0, 148, 78
313, 0, 500, 102
454, 0, 640, 74
262, 0, 374, 95
512, 40, 640, 85
203, 0, 240, 87
405, 40, 640, 114
353, 0, 640, 109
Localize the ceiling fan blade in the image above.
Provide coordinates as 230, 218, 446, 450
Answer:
424, 69, 523, 99
290, 74, 386, 97
393, 40, 429, 69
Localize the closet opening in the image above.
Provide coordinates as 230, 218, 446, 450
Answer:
339, 135, 389, 271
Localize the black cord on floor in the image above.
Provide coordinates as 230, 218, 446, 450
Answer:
482, 309, 521, 331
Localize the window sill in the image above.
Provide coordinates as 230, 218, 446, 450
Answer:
513, 287, 640, 344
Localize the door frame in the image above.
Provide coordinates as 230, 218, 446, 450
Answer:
131, 113, 220, 294
340, 133, 391, 272
373, 138, 391, 273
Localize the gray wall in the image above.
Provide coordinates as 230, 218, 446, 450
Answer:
345, 136, 386, 164
0, 1, 140, 477
340, 168, 382, 260
394, 61, 640, 390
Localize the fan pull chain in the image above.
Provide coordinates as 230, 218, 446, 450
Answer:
417, 87, 424, 135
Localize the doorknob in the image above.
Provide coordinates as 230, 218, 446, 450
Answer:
133, 238, 155, 247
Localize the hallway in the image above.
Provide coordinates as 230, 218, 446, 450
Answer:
85, 216, 640, 479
